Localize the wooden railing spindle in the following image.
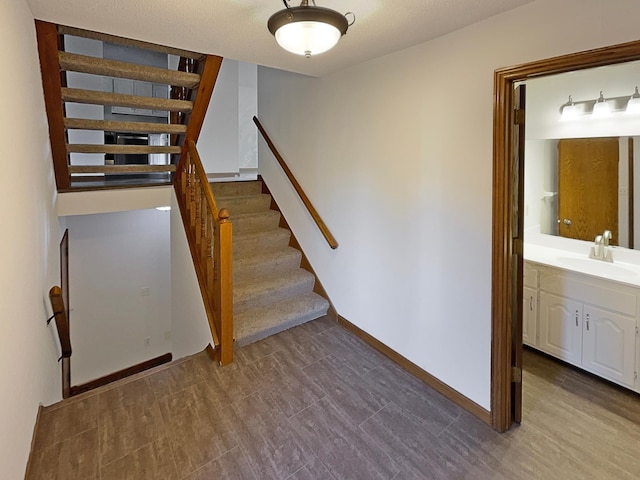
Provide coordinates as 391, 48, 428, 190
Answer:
173, 140, 233, 365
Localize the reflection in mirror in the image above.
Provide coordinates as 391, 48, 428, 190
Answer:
523, 59, 640, 250
526, 136, 638, 247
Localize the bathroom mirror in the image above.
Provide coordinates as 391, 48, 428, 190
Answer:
525, 136, 638, 248
523, 59, 640, 249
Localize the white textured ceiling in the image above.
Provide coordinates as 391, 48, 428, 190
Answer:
27, 0, 533, 77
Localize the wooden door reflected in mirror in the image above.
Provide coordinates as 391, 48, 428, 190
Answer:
557, 138, 619, 244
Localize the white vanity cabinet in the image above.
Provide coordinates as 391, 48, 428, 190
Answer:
525, 260, 639, 391
522, 266, 538, 347
538, 292, 583, 365
581, 305, 636, 387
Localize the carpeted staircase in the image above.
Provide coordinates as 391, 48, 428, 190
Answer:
211, 180, 330, 346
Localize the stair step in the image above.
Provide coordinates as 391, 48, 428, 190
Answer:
210, 180, 263, 197
67, 144, 181, 155
61, 87, 193, 112
233, 228, 291, 255
68, 164, 176, 174
59, 52, 201, 89
231, 210, 281, 235
58, 25, 204, 60
234, 246, 302, 281
65, 118, 187, 135
215, 193, 272, 215
234, 269, 315, 311
234, 292, 330, 346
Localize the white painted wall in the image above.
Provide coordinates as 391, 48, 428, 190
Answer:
170, 190, 212, 358
198, 59, 258, 175
57, 186, 172, 216
524, 139, 558, 235
238, 61, 258, 170
65, 209, 172, 384
0, 1, 63, 477
257, 0, 640, 410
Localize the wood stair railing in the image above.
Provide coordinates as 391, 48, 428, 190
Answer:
253, 116, 339, 249
174, 141, 233, 365
37, 22, 228, 363
48, 286, 72, 398
34, 20, 221, 191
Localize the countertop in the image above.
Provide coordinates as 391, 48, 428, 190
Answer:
524, 243, 640, 288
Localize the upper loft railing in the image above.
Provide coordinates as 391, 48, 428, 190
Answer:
35, 20, 222, 192
253, 116, 339, 249
174, 140, 233, 365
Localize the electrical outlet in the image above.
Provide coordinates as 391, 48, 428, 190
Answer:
144, 337, 151, 346
164, 331, 172, 341
140, 287, 151, 297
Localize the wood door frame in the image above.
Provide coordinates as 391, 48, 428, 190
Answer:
491, 39, 640, 432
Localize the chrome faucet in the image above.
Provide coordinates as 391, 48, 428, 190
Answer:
589, 230, 613, 262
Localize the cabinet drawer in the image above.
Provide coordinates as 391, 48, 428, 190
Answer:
540, 270, 637, 316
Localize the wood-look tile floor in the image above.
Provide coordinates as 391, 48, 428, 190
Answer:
27, 316, 640, 479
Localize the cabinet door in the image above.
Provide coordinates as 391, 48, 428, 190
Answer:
582, 305, 636, 387
522, 286, 538, 347
539, 292, 582, 365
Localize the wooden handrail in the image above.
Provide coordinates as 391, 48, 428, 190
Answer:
35, 21, 71, 191
174, 140, 233, 365
253, 116, 338, 249
49, 286, 71, 398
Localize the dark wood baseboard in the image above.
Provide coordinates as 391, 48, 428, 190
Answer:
337, 315, 492, 425
69, 353, 172, 396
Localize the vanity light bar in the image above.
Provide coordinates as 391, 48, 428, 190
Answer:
560, 87, 640, 120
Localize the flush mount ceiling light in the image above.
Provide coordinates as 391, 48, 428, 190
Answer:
268, 0, 355, 58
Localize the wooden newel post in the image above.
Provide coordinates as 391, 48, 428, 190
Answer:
216, 208, 233, 365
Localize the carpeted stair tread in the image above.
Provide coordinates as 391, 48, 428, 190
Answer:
234, 292, 330, 346
210, 180, 331, 348
234, 246, 302, 281
210, 180, 262, 197
215, 193, 272, 215
234, 269, 315, 311
59, 51, 201, 88
61, 87, 192, 112
231, 210, 282, 235
233, 228, 291, 256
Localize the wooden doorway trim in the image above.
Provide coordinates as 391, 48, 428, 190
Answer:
491, 39, 640, 432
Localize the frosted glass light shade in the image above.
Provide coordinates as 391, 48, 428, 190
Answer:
592, 92, 611, 118
275, 21, 342, 56
268, 5, 349, 58
560, 96, 578, 121
626, 87, 640, 115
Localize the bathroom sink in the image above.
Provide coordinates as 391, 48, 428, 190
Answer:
556, 257, 638, 278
